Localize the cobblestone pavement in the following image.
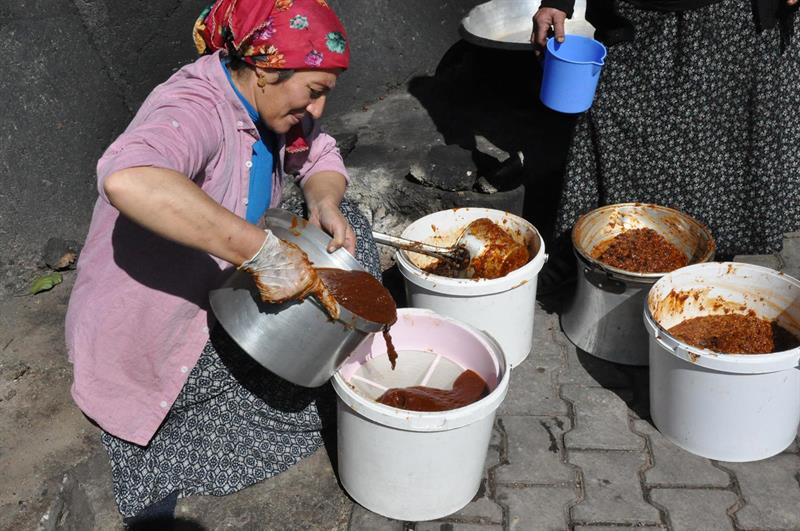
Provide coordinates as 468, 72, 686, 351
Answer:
344, 233, 800, 531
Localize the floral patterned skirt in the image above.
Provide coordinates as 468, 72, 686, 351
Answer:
555, 0, 800, 255
101, 199, 381, 518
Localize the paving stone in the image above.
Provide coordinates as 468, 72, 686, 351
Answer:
569, 451, 661, 525
449, 494, 504, 523
556, 342, 632, 388
494, 416, 574, 485
562, 386, 643, 451
574, 528, 663, 531
348, 504, 405, 531
496, 485, 576, 531
416, 524, 502, 531
529, 305, 564, 369
732, 254, 784, 270
650, 488, 736, 531
490, 422, 503, 448
499, 361, 568, 416
635, 421, 729, 487
784, 436, 798, 453
722, 454, 800, 530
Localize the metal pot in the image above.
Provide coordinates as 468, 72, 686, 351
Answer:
561, 203, 715, 365
209, 209, 386, 387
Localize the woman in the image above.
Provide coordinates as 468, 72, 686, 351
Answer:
531, 0, 800, 260
65, 0, 379, 521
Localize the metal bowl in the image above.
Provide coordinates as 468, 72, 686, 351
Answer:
572, 203, 716, 282
209, 209, 386, 388
460, 0, 595, 51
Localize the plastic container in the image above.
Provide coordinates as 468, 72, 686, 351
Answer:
540, 35, 607, 113
396, 208, 547, 368
645, 262, 800, 462
332, 308, 509, 521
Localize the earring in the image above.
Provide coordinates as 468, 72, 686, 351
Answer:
257, 76, 267, 88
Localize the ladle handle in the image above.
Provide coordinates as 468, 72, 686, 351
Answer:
371, 231, 456, 260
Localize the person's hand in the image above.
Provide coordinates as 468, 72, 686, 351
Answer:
531, 8, 567, 58
308, 198, 357, 255
789, 0, 798, 6
240, 230, 322, 302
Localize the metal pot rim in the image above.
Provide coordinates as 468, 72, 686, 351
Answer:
571, 203, 716, 282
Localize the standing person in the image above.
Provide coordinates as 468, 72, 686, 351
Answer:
531, 0, 800, 268
65, 0, 380, 523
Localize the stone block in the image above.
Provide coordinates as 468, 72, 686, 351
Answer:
574, 528, 661, 531
417, 525, 502, 531
494, 416, 573, 485
556, 343, 632, 388
635, 421, 729, 487
722, 454, 800, 529
498, 362, 568, 417
569, 451, 660, 525
495, 485, 576, 531
448, 494, 504, 523
348, 504, 405, 531
562, 386, 643, 451
529, 304, 565, 369
650, 488, 736, 531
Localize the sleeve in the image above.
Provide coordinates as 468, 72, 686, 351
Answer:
95, 99, 222, 204
539, 0, 574, 18
294, 117, 350, 187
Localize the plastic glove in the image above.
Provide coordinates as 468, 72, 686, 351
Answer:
239, 230, 339, 319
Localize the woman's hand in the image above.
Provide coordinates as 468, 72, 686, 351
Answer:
302, 171, 357, 255
531, 8, 567, 57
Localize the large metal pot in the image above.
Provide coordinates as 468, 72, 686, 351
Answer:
561, 203, 715, 365
209, 209, 386, 387
460, 0, 594, 51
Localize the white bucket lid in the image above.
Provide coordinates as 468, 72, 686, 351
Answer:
644, 262, 800, 373
332, 308, 510, 431
396, 208, 547, 296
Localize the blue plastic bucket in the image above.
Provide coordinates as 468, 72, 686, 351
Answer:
540, 35, 607, 114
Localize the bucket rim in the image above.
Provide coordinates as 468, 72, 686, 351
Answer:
571, 202, 716, 282
395, 208, 547, 296
643, 262, 800, 373
545, 34, 607, 66
332, 308, 511, 431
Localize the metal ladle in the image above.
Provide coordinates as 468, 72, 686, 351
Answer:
372, 220, 498, 278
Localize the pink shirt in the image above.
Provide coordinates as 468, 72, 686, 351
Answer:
65, 52, 348, 446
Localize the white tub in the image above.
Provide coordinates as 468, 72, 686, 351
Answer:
396, 208, 546, 368
332, 308, 509, 521
645, 262, 800, 462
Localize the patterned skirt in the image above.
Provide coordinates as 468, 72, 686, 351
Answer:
102, 199, 381, 518
555, 0, 800, 255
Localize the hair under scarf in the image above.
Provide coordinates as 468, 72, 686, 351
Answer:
193, 0, 350, 71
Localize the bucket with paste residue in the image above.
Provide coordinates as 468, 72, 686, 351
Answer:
332, 308, 509, 521
396, 208, 546, 368
645, 262, 800, 462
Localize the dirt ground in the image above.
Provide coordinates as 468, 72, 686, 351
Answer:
0, 272, 101, 530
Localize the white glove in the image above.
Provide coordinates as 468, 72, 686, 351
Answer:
239, 230, 339, 318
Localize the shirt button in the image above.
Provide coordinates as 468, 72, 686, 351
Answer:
203, 326, 210, 334
243, 198, 249, 206
245, 160, 253, 168
171, 120, 179, 128
237, 120, 244, 128
160, 401, 168, 408
180, 366, 189, 373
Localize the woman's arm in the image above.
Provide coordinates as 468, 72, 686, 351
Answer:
104, 166, 266, 266
301, 171, 356, 254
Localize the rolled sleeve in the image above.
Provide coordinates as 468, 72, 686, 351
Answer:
96, 100, 222, 203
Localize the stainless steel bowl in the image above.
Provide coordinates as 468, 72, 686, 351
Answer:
460, 0, 594, 51
209, 209, 386, 388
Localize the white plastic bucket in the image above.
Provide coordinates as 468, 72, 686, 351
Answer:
332, 308, 510, 521
645, 262, 800, 462
396, 208, 546, 368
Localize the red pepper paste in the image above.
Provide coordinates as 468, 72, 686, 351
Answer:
668, 313, 800, 354
594, 228, 687, 273
316, 268, 400, 368
376, 369, 489, 411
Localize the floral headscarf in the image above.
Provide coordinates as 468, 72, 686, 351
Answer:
193, 0, 350, 71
